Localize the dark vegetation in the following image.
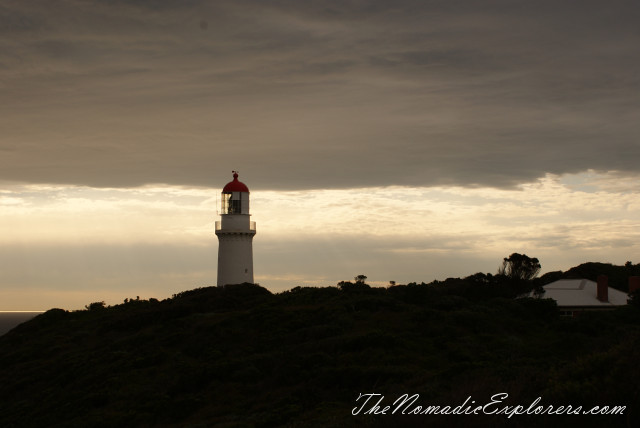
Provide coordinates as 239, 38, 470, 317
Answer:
0, 259, 639, 427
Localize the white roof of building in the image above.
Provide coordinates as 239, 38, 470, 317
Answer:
540, 279, 629, 307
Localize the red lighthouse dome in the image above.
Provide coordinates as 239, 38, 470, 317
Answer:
222, 171, 249, 193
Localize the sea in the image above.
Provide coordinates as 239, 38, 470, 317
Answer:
0, 312, 43, 336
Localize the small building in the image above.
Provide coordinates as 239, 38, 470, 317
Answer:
538, 275, 630, 317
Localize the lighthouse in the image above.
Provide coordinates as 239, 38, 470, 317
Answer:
215, 171, 256, 287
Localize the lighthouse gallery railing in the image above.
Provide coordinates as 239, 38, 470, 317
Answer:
215, 221, 256, 232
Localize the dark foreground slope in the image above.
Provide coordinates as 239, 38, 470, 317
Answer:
0, 282, 638, 428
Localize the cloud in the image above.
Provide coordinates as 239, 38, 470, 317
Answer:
0, 0, 639, 190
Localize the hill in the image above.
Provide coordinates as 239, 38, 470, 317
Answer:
0, 275, 639, 427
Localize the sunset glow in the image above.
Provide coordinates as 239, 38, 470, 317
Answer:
1, 171, 638, 310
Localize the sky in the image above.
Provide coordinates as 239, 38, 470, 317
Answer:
1, 0, 639, 310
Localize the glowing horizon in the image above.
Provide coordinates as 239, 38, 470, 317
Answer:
1, 171, 638, 311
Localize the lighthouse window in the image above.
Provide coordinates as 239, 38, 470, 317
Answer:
230, 198, 241, 214
222, 193, 242, 214
222, 193, 230, 214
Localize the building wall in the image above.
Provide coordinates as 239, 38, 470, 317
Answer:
217, 232, 254, 286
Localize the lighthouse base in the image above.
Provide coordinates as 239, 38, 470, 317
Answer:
216, 233, 255, 287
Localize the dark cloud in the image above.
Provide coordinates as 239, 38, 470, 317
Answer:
1, 0, 639, 190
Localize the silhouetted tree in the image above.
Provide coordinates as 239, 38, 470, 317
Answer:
85, 301, 106, 311
498, 253, 542, 295
498, 253, 541, 281
354, 275, 368, 284
338, 278, 371, 292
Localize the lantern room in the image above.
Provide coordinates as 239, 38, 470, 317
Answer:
221, 171, 250, 215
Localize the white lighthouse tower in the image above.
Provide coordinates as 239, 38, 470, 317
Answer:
215, 171, 256, 287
